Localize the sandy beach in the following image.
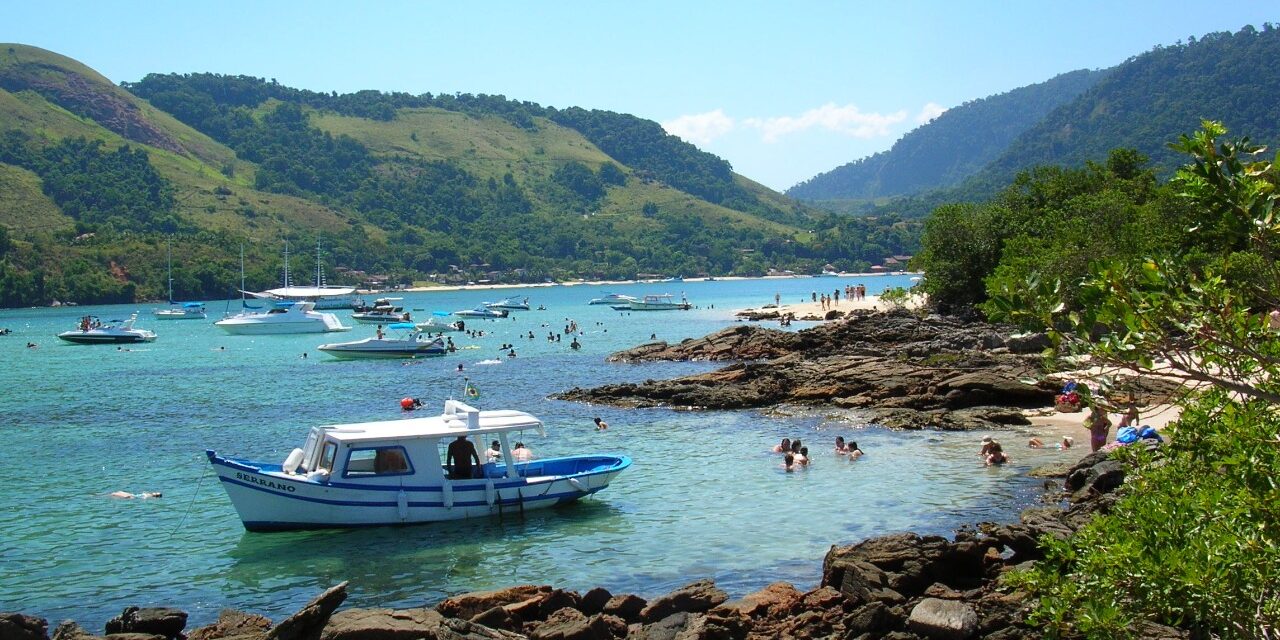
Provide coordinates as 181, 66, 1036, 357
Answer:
734, 291, 926, 320
394, 272, 921, 295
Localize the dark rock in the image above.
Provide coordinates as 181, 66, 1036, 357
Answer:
320, 607, 521, 640
638, 580, 728, 624
528, 608, 593, 640
600, 595, 646, 624
1076, 460, 1126, 496
0, 613, 49, 640
104, 607, 188, 639
538, 590, 582, 620
187, 610, 272, 640
628, 612, 692, 640
266, 582, 347, 640
578, 587, 612, 616
470, 606, 520, 633
907, 598, 978, 639
51, 622, 96, 640
437, 585, 551, 620
824, 533, 988, 599
843, 601, 897, 635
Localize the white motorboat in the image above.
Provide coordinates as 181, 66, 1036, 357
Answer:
610, 294, 691, 311
153, 241, 207, 319
588, 292, 637, 306
485, 296, 530, 311
58, 313, 157, 344
317, 323, 447, 359
215, 301, 352, 335
243, 241, 359, 310
206, 399, 631, 531
154, 301, 207, 320
351, 298, 411, 324
455, 306, 508, 319
416, 317, 466, 333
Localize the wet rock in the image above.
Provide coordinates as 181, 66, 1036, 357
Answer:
907, 598, 978, 639
600, 595, 645, 624
578, 587, 612, 616
638, 580, 728, 624
104, 607, 187, 639
266, 582, 347, 640
187, 610, 272, 640
0, 613, 49, 640
437, 585, 552, 620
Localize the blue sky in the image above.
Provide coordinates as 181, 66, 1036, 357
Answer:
3, 1, 1276, 191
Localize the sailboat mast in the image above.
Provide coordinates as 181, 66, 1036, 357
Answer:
239, 244, 246, 307
282, 240, 291, 290
165, 238, 174, 304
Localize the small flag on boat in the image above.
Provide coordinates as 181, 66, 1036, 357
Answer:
465, 381, 481, 399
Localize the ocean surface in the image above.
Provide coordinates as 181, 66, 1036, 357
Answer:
0, 275, 1078, 625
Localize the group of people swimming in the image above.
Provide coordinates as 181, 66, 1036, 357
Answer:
773, 436, 864, 472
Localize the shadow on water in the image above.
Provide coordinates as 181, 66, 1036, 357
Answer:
223, 500, 629, 608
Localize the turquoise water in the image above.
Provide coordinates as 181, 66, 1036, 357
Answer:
0, 275, 1077, 624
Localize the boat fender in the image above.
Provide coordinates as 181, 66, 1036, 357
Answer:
306, 469, 330, 484
442, 482, 454, 509
568, 477, 587, 492
396, 489, 408, 521
485, 478, 496, 506
282, 448, 304, 475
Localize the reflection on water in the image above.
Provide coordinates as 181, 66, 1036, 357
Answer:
0, 275, 1084, 625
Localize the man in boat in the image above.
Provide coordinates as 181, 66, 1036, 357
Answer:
447, 435, 481, 479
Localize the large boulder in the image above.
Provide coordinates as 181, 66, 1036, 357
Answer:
321, 608, 522, 640
714, 581, 802, 619
600, 595, 645, 624
637, 580, 728, 624
823, 533, 989, 599
266, 582, 347, 640
908, 598, 979, 639
0, 613, 49, 640
527, 607, 616, 640
104, 607, 188, 639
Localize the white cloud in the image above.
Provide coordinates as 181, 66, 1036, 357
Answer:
742, 103, 907, 143
916, 102, 947, 124
661, 109, 735, 145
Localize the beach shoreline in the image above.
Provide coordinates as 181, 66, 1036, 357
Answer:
387, 272, 922, 295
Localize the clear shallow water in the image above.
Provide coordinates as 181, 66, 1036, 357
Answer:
0, 275, 1079, 624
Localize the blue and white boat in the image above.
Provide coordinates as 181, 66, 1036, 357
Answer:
154, 301, 207, 320
485, 296, 530, 311
455, 305, 508, 319
587, 292, 637, 306
57, 313, 157, 344
610, 293, 691, 311
317, 323, 447, 359
206, 400, 631, 531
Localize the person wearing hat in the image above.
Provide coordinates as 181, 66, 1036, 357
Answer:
980, 435, 996, 458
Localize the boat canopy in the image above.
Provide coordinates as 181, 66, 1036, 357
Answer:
265, 285, 357, 297
387, 322, 416, 330
182, 302, 205, 308
317, 401, 545, 444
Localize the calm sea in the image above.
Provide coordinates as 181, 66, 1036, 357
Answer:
0, 275, 1074, 625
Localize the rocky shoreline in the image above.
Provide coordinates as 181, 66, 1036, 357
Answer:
1, 448, 1184, 640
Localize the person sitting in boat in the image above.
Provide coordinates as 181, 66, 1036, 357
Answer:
376, 325, 384, 340
447, 436, 480, 479
485, 440, 503, 464
512, 442, 533, 462
772, 438, 791, 453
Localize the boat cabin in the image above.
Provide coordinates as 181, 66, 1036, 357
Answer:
284, 400, 546, 485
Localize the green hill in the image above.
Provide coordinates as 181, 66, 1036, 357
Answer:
971, 25, 1280, 188
0, 45, 920, 307
787, 69, 1107, 203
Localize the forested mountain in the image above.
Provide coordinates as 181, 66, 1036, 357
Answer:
0, 45, 920, 307
970, 25, 1280, 188
787, 69, 1107, 202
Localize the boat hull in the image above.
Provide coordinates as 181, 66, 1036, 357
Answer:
317, 345, 446, 359
207, 451, 629, 531
351, 314, 410, 324
215, 320, 349, 335
57, 331, 156, 344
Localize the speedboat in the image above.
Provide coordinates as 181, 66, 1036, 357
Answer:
58, 313, 157, 344
215, 301, 352, 335
611, 294, 691, 311
455, 306, 508, 319
588, 292, 637, 306
417, 317, 466, 333
351, 298, 411, 324
206, 399, 631, 531
317, 323, 446, 359
485, 296, 530, 311
154, 301, 207, 320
